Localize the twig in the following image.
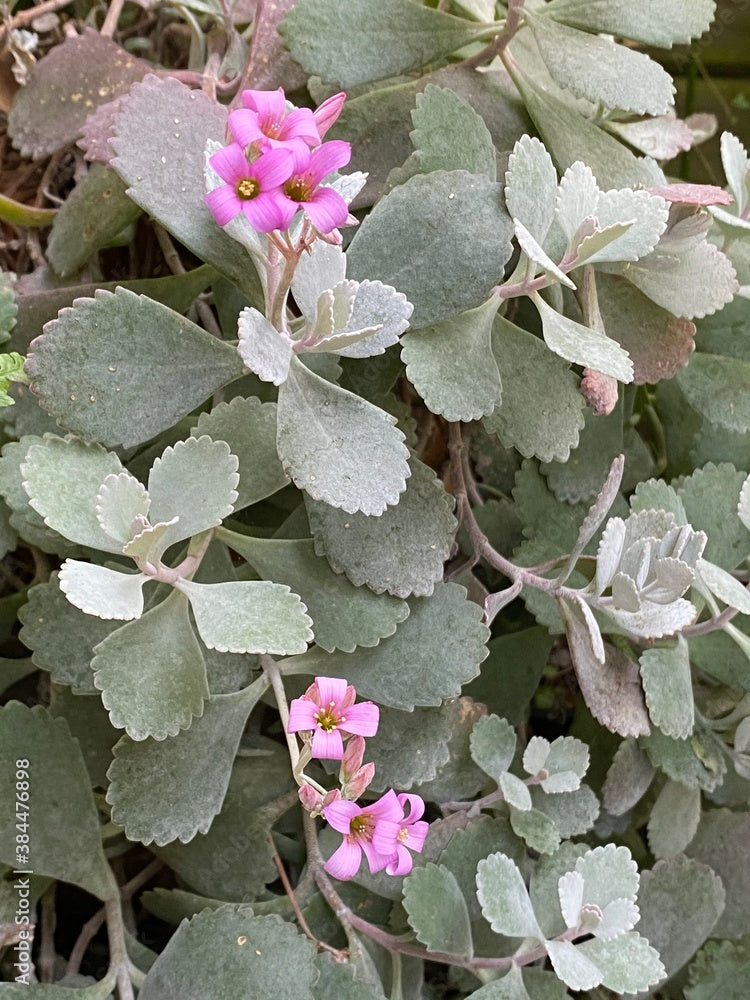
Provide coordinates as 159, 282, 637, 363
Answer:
66, 859, 163, 977
101, 0, 127, 37
266, 832, 348, 961
105, 897, 135, 1000
261, 654, 302, 772
38, 885, 57, 983
460, 0, 525, 70
0, 0, 75, 38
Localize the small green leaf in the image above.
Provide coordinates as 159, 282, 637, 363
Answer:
403, 864, 473, 958
22, 434, 124, 552
686, 808, 750, 937
625, 245, 737, 321
529, 783, 600, 839
502, 772, 533, 811
95, 472, 150, 546
575, 843, 639, 907
106, 682, 265, 845
576, 933, 666, 994
648, 780, 701, 858
47, 165, 141, 278
58, 561, 147, 621
177, 579, 313, 655
532, 293, 633, 382
721, 132, 750, 216
476, 852, 543, 939
679, 463, 750, 570
305, 456, 456, 598
279, 0, 486, 87
439, 816, 524, 920
642, 725, 726, 793
411, 85, 497, 180
25, 287, 245, 449
237, 308, 293, 385
277, 357, 409, 516
526, 735, 589, 792
685, 938, 750, 1000
146, 436, 239, 556
509, 805, 561, 854
347, 170, 513, 329
138, 907, 317, 999
640, 637, 694, 739
545, 939, 602, 992
401, 296, 502, 421
485, 316, 585, 463
505, 135, 558, 244
192, 396, 289, 512
93, 589, 208, 740
0, 703, 117, 900
470, 714, 517, 782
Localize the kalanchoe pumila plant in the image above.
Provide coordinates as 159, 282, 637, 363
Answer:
4, 2, 750, 997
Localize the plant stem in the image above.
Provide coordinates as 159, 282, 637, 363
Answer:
460, 0, 526, 70
105, 897, 135, 1000
261, 654, 301, 772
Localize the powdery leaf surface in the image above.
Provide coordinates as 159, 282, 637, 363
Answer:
93, 590, 208, 741
106, 683, 265, 846
8, 31, 150, 158
0, 703, 116, 900
25, 287, 244, 449
138, 908, 316, 999
305, 456, 456, 597
283, 582, 489, 710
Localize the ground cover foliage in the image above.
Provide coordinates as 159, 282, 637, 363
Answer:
1, 0, 750, 996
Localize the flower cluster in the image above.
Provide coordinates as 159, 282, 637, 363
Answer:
205, 87, 353, 236
288, 676, 428, 881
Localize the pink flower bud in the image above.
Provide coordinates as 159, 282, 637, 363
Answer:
340, 735, 366, 781
323, 788, 342, 807
343, 761, 376, 801
298, 783, 323, 815
314, 91, 346, 137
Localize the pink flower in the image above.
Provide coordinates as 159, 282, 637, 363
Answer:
205, 144, 293, 232
313, 91, 346, 138
277, 140, 353, 234
323, 789, 403, 879
287, 676, 379, 759
230, 87, 321, 152
386, 794, 429, 876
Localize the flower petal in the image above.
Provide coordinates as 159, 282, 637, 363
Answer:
252, 148, 295, 189
323, 798, 361, 834
228, 108, 264, 148
242, 86, 286, 124
205, 186, 240, 226
360, 837, 391, 874
243, 191, 293, 233
309, 140, 351, 183
386, 844, 414, 877
370, 819, 401, 860
209, 142, 251, 185
397, 793, 425, 825
311, 727, 344, 760
304, 187, 350, 234
283, 107, 320, 146
340, 701, 380, 738
325, 838, 362, 880
402, 820, 429, 853
315, 676, 348, 707
287, 696, 318, 733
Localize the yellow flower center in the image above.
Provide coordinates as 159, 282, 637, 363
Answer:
313, 701, 341, 732
236, 177, 259, 200
285, 175, 314, 203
